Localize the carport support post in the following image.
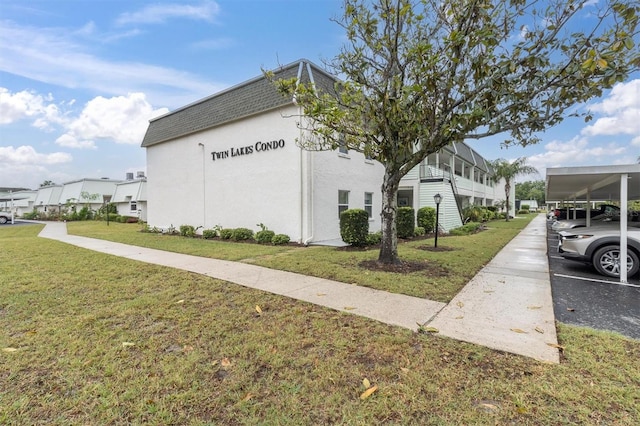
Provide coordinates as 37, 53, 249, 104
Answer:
620, 174, 628, 284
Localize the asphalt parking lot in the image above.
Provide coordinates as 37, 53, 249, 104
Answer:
547, 220, 640, 340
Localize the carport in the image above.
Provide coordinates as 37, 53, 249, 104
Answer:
546, 164, 640, 283
0, 194, 28, 225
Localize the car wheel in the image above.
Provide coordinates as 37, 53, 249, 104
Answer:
592, 245, 640, 278
0, 216, 7, 224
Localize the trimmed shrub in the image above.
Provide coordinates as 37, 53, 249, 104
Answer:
106, 213, 119, 222
449, 222, 482, 236
518, 209, 530, 215
417, 206, 436, 233
202, 229, 217, 239
255, 230, 276, 244
272, 234, 291, 245
219, 228, 234, 240
366, 231, 382, 246
414, 226, 426, 236
521, 204, 530, 211
486, 205, 498, 212
340, 209, 370, 246
231, 227, 254, 241
396, 207, 415, 239
180, 225, 196, 237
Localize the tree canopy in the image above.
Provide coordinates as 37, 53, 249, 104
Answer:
489, 157, 538, 221
272, 0, 639, 264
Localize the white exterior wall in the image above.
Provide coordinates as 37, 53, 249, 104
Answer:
311, 150, 385, 242
34, 186, 63, 212
147, 106, 304, 239
112, 180, 147, 221
146, 105, 386, 243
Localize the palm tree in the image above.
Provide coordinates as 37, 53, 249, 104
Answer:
489, 157, 538, 221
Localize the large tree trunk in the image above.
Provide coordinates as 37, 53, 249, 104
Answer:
378, 167, 402, 265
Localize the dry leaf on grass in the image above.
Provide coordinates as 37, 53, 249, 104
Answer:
255, 305, 262, 314
175, 299, 185, 304
362, 378, 371, 389
242, 392, 254, 402
2, 347, 18, 353
221, 358, 232, 368
122, 342, 135, 347
360, 385, 378, 400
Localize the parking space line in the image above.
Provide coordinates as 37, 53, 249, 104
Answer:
554, 273, 640, 288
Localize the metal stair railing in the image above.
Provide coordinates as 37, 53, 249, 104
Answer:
443, 169, 464, 222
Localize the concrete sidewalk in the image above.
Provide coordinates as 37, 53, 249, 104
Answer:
37, 214, 559, 363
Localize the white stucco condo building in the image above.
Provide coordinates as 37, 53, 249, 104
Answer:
141, 60, 385, 243
111, 176, 147, 221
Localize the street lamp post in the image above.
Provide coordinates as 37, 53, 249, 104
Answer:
434, 193, 442, 248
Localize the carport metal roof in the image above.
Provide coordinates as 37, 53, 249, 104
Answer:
546, 164, 640, 202
546, 164, 640, 284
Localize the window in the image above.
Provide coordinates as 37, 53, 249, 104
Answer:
130, 200, 137, 212
338, 135, 348, 155
338, 190, 349, 217
364, 192, 373, 218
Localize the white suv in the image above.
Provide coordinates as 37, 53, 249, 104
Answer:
0, 211, 11, 224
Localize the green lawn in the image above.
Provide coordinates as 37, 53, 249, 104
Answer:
1, 221, 638, 425
66, 217, 534, 302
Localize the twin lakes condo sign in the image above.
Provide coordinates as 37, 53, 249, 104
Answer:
211, 139, 286, 161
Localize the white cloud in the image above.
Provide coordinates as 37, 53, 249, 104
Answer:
116, 1, 220, 26
0, 145, 72, 165
0, 88, 57, 124
55, 93, 168, 149
526, 136, 628, 174
582, 79, 640, 137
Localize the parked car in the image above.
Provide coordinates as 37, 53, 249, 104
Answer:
551, 212, 620, 232
0, 211, 11, 224
558, 224, 640, 278
553, 204, 620, 221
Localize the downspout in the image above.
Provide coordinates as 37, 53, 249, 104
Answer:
303, 62, 317, 245
293, 61, 314, 245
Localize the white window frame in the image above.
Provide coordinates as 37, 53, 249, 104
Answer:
364, 192, 373, 218
338, 190, 349, 218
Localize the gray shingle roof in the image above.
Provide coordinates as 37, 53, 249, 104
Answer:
141, 59, 338, 147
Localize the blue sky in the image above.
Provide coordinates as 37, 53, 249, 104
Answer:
1, 0, 638, 190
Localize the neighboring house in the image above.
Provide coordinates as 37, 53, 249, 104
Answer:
142, 59, 385, 243
6, 190, 38, 216
34, 185, 64, 214
0, 188, 36, 216
58, 178, 122, 214
111, 175, 147, 221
